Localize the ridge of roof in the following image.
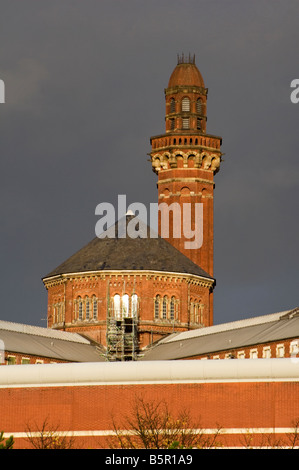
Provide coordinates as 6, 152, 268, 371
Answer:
158, 308, 298, 345
0, 319, 90, 344
140, 307, 299, 361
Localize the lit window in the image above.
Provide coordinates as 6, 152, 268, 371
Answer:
237, 351, 245, 359
276, 344, 285, 358
290, 340, 299, 356
182, 97, 190, 112
122, 294, 129, 317
263, 347, 271, 358
131, 294, 138, 317
113, 294, 121, 319
250, 349, 258, 359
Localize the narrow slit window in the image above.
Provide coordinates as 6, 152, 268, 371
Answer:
170, 297, 175, 320
170, 98, 175, 113
154, 295, 160, 319
93, 297, 98, 320
196, 98, 202, 114
162, 296, 168, 319
85, 297, 90, 320
182, 117, 189, 129
78, 297, 83, 321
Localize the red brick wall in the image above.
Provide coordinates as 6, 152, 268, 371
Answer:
2, 379, 299, 449
3, 352, 65, 365
183, 338, 299, 360
45, 272, 213, 348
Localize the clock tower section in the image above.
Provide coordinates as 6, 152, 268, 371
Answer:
150, 54, 222, 280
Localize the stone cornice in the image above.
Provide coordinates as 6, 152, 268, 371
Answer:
165, 85, 208, 96
43, 269, 215, 289
157, 176, 215, 186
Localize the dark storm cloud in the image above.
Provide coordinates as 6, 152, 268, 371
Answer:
0, 0, 298, 326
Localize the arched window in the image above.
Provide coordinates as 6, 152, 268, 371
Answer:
122, 294, 129, 317
162, 296, 168, 320
113, 294, 121, 318
78, 297, 83, 321
154, 295, 160, 319
53, 305, 56, 324
170, 118, 175, 130
199, 304, 204, 324
131, 294, 138, 317
85, 296, 90, 320
57, 302, 64, 323
170, 297, 175, 321
182, 97, 190, 112
190, 300, 195, 323
92, 296, 98, 320
170, 98, 175, 113
196, 98, 202, 114
197, 118, 202, 130
194, 303, 198, 323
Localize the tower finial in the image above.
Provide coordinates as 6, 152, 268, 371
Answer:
177, 53, 195, 65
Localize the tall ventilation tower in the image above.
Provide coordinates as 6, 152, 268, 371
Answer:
150, 54, 222, 280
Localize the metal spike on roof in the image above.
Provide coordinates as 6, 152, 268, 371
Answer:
177, 53, 196, 65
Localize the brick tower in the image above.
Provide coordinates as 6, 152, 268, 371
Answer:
150, 54, 222, 279
43, 54, 218, 359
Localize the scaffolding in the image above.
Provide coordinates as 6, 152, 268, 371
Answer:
106, 316, 138, 361
105, 284, 139, 361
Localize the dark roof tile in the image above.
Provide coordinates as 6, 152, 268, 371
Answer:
44, 216, 212, 280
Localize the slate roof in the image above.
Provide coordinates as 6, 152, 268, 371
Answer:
0, 320, 105, 362
140, 307, 299, 360
43, 216, 213, 281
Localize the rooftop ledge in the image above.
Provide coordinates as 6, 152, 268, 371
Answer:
0, 359, 299, 388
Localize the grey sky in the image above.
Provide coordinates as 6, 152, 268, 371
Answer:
0, 0, 298, 327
